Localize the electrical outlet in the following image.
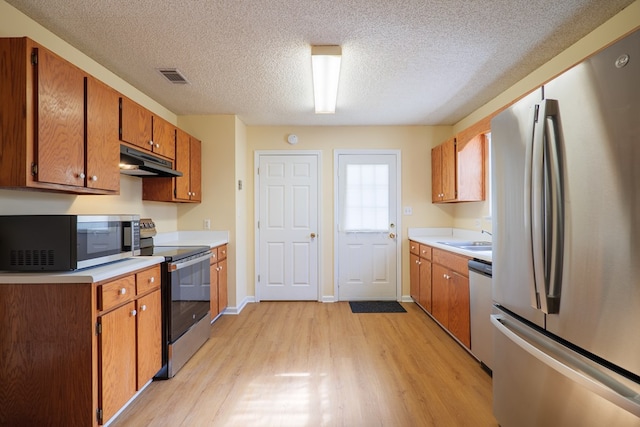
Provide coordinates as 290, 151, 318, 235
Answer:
403, 206, 413, 215
203, 219, 211, 230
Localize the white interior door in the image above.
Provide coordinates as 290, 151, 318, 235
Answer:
257, 153, 319, 301
336, 152, 399, 301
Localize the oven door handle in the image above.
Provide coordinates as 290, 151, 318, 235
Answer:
168, 252, 212, 271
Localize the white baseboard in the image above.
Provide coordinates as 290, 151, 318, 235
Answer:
221, 295, 255, 315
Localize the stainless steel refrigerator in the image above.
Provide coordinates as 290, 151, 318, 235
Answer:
490, 28, 640, 426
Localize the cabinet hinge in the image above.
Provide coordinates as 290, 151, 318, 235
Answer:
31, 50, 37, 65
31, 163, 38, 176
95, 322, 102, 335
257, 221, 260, 229
96, 408, 103, 423
258, 274, 260, 282
257, 167, 259, 175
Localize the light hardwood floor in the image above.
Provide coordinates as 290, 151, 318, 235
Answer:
110, 301, 497, 426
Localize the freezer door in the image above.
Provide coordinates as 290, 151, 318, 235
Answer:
542, 29, 640, 377
491, 88, 545, 327
492, 308, 640, 426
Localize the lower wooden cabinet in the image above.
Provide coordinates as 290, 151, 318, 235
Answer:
0, 263, 162, 426
135, 289, 162, 389
409, 240, 471, 349
210, 244, 228, 320
410, 242, 433, 312
99, 301, 137, 423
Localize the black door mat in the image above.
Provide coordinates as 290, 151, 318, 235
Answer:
349, 301, 407, 313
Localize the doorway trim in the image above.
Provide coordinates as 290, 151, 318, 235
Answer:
333, 149, 402, 301
254, 150, 323, 302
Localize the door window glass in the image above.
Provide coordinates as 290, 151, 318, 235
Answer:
343, 164, 389, 231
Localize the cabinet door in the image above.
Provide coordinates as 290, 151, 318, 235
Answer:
410, 253, 420, 301
136, 290, 162, 389
441, 137, 457, 201
431, 264, 449, 327
175, 128, 191, 200
151, 116, 176, 160
99, 301, 137, 424
86, 76, 120, 192
456, 133, 485, 201
35, 45, 85, 187
418, 258, 432, 312
218, 258, 228, 314
448, 272, 470, 348
189, 137, 202, 202
120, 96, 152, 151
431, 145, 443, 202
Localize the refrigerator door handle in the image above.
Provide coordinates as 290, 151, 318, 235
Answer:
491, 314, 640, 417
531, 98, 563, 314
524, 104, 540, 310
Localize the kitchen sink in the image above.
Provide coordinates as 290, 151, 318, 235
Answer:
438, 241, 492, 251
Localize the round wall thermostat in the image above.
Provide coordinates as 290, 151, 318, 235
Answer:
287, 134, 298, 145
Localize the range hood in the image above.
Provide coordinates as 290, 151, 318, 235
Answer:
119, 145, 182, 178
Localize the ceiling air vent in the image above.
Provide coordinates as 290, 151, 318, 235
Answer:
156, 68, 190, 84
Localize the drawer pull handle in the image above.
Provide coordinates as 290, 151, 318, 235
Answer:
141, 305, 147, 311
119, 287, 127, 295
131, 309, 137, 317
149, 277, 155, 283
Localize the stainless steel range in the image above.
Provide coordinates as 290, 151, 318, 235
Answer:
143, 245, 212, 379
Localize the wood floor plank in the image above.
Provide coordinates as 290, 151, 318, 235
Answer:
110, 301, 497, 426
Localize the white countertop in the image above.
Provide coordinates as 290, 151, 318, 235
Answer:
0, 256, 164, 284
0, 230, 230, 284
408, 227, 492, 263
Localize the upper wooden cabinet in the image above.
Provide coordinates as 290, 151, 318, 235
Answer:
0, 37, 119, 194
86, 76, 121, 192
142, 129, 202, 203
119, 96, 176, 160
175, 129, 201, 202
431, 134, 485, 203
431, 137, 456, 202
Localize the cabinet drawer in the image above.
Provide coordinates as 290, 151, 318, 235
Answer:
217, 244, 227, 261
419, 244, 432, 260
98, 275, 135, 311
409, 240, 419, 256
433, 248, 469, 276
136, 265, 161, 295
209, 247, 218, 265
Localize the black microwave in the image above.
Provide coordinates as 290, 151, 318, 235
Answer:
0, 215, 140, 271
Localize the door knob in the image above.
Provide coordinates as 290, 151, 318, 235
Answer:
389, 233, 396, 239
310, 233, 317, 239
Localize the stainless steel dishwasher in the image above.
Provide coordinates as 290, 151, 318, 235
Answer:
468, 258, 493, 373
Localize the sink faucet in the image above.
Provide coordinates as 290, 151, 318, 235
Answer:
481, 229, 492, 236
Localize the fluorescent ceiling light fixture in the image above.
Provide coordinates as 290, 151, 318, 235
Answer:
311, 45, 342, 114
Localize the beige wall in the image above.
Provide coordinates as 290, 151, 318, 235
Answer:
245, 126, 453, 299
177, 115, 243, 306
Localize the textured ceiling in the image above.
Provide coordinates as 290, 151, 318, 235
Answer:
5, 0, 635, 126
